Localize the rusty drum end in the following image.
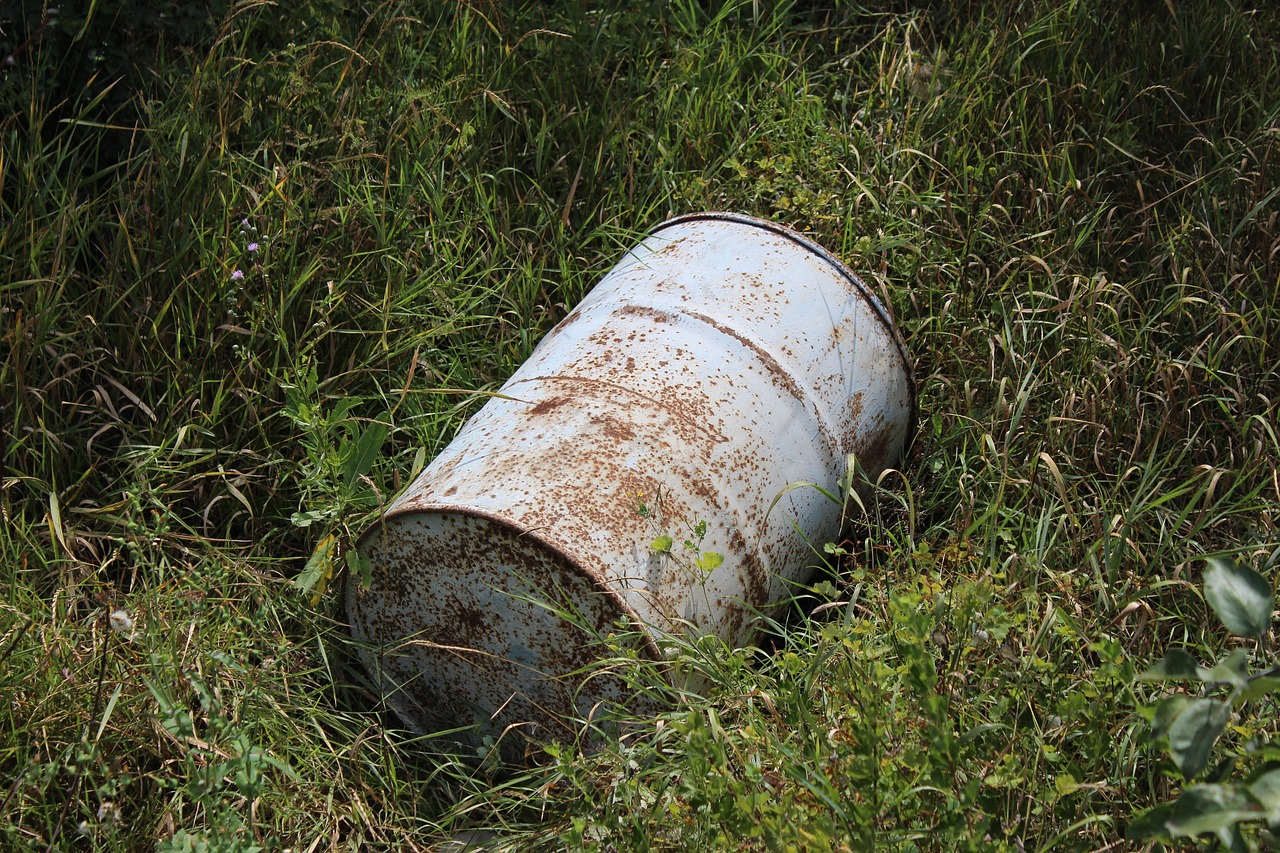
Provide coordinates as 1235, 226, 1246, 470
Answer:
346, 510, 662, 752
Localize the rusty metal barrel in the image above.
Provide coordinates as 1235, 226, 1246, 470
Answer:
346, 212, 915, 747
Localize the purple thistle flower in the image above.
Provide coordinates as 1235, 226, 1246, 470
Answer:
231, 269, 245, 281
247, 242, 259, 253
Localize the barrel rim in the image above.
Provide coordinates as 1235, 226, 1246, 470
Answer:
650, 211, 919, 438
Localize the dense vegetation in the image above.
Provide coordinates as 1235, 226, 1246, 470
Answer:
3, 0, 1279, 849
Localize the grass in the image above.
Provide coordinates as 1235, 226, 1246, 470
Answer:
2, 0, 1279, 849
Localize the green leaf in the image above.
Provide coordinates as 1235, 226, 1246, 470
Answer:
811, 580, 839, 599
144, 677, 196, 741
1168, 699, 1231, 778
345, 546, 372, 588
296, 534, 337, 603
1137, 649, 1203, 682
1219, 823, 1249, 853
1163, 784, 1263, 836
650, 535, 673, 553
1127, 801, 1177, 839
1203, 557, 1274, 639
694, 551, 724, 573
1240, 675, 1280, 703
290, 508, 329, 528
1054, 772, 1081, 796
1202, 648, 1250, 690
1249, 767, 1280, 827
1244, 736, 1280, 764
331, 397, 359, 422
341, 412, 390, 489
1150, 695, 1191, 739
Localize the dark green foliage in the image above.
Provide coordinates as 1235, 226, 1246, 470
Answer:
1, 0, 231, 169
1131, 559, 1279, 850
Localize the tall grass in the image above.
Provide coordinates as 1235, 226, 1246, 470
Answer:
2, 0, 1278, 849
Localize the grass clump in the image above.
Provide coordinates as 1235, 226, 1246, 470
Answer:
2, 0, 1279, 849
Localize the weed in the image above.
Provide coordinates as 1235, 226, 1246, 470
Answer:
1129, 557, 1279, 850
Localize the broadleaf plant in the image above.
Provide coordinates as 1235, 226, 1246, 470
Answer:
1129, 558, 1279, 850
1204, 557, 1274, 639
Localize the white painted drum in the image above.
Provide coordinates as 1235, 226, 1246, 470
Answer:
347, 212, 915, 749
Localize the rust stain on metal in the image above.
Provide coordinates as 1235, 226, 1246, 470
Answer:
524, 374, 728, 445
527, 396, 572, 417
854, 414, 902, 474
616, 304, 676, 323
842, 391, 867, 458
684, 310, 806, 404
596, 414, 636, 442
847, 391, 865, 423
